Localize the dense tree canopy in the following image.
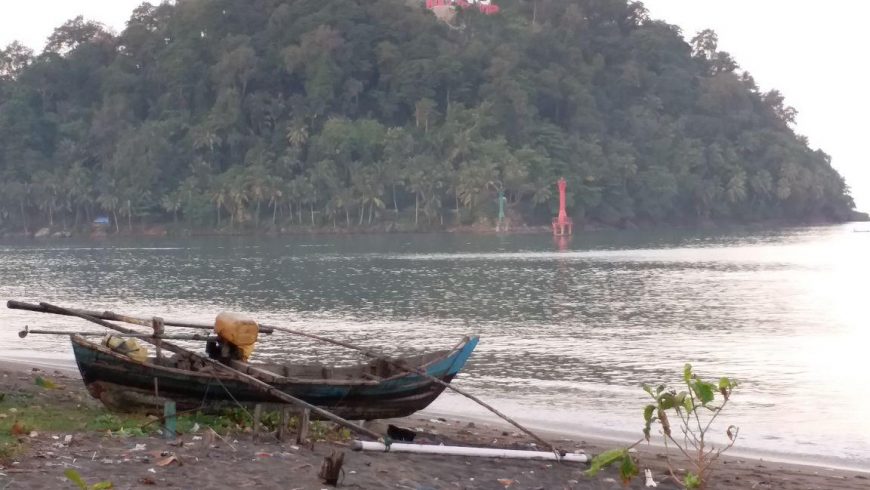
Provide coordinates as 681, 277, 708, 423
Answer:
0, 0, 856, 233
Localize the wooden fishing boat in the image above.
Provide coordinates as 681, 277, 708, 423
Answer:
71, 333, 479, 420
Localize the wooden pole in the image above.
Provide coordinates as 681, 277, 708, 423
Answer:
7, 300, 275, 334
36, 302, 382, 441
18, 326, 214, 341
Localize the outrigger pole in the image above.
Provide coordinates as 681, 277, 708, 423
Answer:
18, 325, 213, 341
7, 300, 275, 334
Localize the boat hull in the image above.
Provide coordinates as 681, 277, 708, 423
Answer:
71, 335, 478, 420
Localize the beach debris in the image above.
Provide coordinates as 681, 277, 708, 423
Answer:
387, 424, 416, 442
497, 478, 515, 488
318, 450, 345, 486
644, 469, 658, 487
10, 421, 27, 436
147, 468, 156, 474
29, 431, 38, 438
130, 444, 147, 452
156, 454, 180, 467
64, 435, 73, 445
191, 423, 200, 433
138, 476, 156, 485
352, 441, 589, 462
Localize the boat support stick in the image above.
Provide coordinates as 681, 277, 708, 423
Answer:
37, 301, 383, 441
6, 300, 274, 334
268, 325, 560, 454
18, 325, 214, 341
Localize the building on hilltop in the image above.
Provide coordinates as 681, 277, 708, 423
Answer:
425, 0, 501, 15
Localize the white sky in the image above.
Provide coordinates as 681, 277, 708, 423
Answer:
1, 0, 867, 211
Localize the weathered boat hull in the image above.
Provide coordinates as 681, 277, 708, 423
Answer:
71, 335, 478, 420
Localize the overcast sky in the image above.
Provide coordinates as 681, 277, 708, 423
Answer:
1, 0, 867, 211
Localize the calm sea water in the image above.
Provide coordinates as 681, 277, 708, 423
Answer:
1, 224, 868, 469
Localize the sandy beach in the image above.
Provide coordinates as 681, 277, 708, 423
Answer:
0, 358, 868, 489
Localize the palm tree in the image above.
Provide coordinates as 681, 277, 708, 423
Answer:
96, 192, 120, 233
286, 122, 309, 149
160, 192, 182, 224
245, 165, 269, 228
210, 181, 228, 228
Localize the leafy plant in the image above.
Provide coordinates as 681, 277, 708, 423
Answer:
64, 469, 113, 490
587, 364, 738, 489
34, 376, 58, 389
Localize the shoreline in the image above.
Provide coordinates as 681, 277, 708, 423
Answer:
3, 355, 869, 473
3, 216, 866, 241
1, 356, 868, 489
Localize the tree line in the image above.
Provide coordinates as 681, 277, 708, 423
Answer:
0, 0, 856, 234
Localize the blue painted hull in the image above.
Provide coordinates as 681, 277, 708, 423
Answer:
71, 335, 478, 420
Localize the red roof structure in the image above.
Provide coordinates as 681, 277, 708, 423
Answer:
425, 0, 500, 15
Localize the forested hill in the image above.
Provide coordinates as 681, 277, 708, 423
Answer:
0, 0, 857, 234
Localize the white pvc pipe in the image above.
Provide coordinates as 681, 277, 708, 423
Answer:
351, 440, 588, 463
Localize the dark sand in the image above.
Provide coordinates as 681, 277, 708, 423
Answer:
0, 360, 867, 489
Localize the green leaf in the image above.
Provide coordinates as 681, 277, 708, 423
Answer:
684, 472, 701, 489
692, 381, 716, 405
35, 376, 57, 389
643, 404, 656, 423
619, 452, 639, 484
585, 448, 627, 477
64, 469, 88, 490
643, 404, 656, 441
642, 384, 654, 397
719, 377, 736, 399
92, 482, 114, 490
658, 392, 676, 410
683, 393, 694, 413
683, 363, 693, 382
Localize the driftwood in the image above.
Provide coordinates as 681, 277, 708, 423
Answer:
7, 300, 274, 334
36, 301, 382, 440
318, 450, 345, 486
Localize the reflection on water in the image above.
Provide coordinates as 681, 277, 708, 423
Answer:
1, 224, 868, 468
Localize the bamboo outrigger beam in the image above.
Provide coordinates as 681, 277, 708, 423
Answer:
7, 301, 274, 334
36, 301, 382, 441
18, 325, 214, 341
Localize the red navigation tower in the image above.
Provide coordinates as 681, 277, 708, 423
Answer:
552, 178, 573, 236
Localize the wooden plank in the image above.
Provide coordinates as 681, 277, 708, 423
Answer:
297, 408, 309, 443
253, 404, 262, 442
228, 359, 282, 383
277, 406, 289, 442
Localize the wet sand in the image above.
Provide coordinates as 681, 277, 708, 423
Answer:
0, 359, 867, 489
